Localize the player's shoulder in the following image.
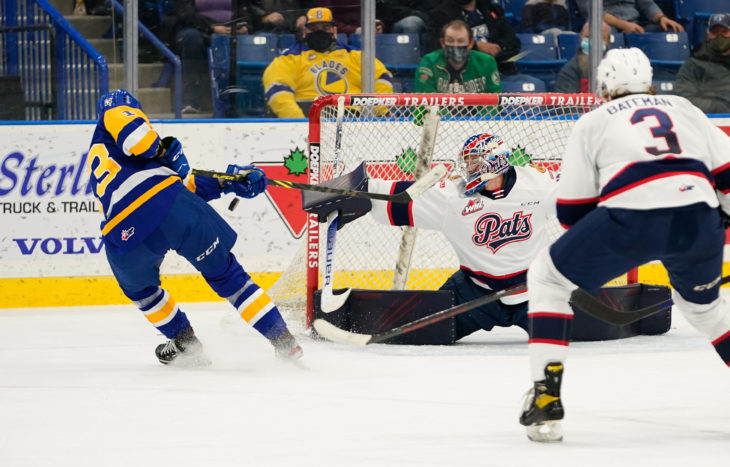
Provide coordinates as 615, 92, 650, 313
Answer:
514, 164, 558, 185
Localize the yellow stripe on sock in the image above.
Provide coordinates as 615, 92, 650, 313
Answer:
240, 292, 271, 323
145, 297, 176, 324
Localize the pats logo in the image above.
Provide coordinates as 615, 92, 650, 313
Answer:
462, 198, 484, 216
472, 211, 532, 252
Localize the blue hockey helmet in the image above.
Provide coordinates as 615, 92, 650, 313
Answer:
457, 133, 511, 196
96, 89, 142, 117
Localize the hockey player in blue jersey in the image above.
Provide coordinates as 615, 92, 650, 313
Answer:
519, 48, 730, 442
88, 89, 302, 365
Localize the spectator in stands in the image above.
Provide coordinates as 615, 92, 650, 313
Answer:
425, 0, 521, 75
521, 0, 572, 35
161, 0, 251, 113
383, 1, 429, 34
415, 19, 502, 93
675, 13, 730, 114
314, 0, 387, 35
577, 0, 683, 34
262, 7, 393, 118
554, 21, 611, 93
249, 1, 310, 34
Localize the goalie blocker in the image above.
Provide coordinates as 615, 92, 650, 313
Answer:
302, 163, 671, 344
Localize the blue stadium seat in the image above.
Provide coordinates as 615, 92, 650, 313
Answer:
503, 0, 529, 29
625, 32, 689, 79
514, 33, 566, 90
609, 32, 624, 49
558, 33, 580, 59
209, 34, 232, 118
236, 33, 278, 65
558, 32, 623, 60
277, 34, 296, 53
653, 80, 676, 95
676, 0, 726, 46
501, 74, 547, 92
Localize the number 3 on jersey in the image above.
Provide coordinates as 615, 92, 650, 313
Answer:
88, 143, 121, 197
630, 108, 682, 156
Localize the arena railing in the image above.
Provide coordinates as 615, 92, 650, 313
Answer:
1, 0, 108, 120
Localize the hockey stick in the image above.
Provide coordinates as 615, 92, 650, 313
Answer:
313, 283, 527, 346
570, 275, 730, 326
320, 97, 352, 313
392, 105, 439, 290
192, 164, 448, 203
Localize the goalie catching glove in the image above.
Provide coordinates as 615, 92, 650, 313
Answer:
221, 164, 268, 199
156, 136, 190, 178
302, 161, 372, 229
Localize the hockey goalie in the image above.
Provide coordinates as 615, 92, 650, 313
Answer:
303, 132, 671, 345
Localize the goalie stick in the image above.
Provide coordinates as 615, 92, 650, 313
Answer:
313, 283, 527, 346
570, 275, 730, 326
320, 97, 352, 313
191, 164, 448, 203
314, 276, 730, 345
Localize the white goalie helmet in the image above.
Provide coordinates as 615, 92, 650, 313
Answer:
595, 47, 653, 99
456, 133, 511, 196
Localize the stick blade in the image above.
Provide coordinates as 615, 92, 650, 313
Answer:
404, 164, 447, 200
320, 288, 352, 313
312, 319, 372, 346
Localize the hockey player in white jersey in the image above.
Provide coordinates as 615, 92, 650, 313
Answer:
366, 133, 558, 340
519, 48, 730, 442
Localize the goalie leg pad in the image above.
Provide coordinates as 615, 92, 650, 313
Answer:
302, 161, 372, 229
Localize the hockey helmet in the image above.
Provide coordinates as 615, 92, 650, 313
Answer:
595, 47, 652, 100
96, 89, 142, 117
457, 133, 511, 196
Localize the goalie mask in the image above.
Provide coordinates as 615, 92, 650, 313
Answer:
457, 133, 511, 196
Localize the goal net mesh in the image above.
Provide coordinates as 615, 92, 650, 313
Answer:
268, 93, 626, 329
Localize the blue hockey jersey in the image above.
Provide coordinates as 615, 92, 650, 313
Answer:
87, 100, 220, 253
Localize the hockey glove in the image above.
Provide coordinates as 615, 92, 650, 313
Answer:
157, 136, 190, 178
221, 164, 268, 199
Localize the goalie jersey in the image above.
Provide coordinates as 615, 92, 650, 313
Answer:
557, 93, 730, 228
88, 102, 220, 253
369, 165, 558, 304
262, 41, 393, 118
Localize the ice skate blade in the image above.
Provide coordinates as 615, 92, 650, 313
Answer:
526, 421, 563, 443
164, 349, 212, 367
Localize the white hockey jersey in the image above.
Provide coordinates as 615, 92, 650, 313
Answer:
369, 166, 558, 304
557, 93, 730, 228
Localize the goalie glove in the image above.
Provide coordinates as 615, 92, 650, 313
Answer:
221, 164, 268, 199
156, 136, 190, 178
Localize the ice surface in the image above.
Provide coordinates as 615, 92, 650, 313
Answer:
1, 297, 728, 467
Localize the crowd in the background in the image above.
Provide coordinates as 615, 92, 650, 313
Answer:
73, 0, 729, 116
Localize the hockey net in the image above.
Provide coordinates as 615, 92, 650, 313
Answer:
269, 93, 634, 329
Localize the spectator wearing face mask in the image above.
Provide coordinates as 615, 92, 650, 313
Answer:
554, 21, 610, 93
415, 19, 502, 93
674, 13, 730, 114
262, 7, 394, 118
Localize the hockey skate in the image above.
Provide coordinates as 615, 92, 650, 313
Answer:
270, 329, 303, 362
519, 362, 565, 442
155, 326, 211, 366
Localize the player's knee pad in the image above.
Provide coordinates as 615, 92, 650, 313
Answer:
528, 248, 576, 316
674, 291, 730, 340
122, 285, 160, 304
202, 253, 250, 298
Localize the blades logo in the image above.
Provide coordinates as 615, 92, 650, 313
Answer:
472, 211, 532, 252
121, 227, 135, 241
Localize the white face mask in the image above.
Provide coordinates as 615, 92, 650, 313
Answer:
580, 38, 607, 55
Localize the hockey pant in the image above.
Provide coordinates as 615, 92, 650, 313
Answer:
527, 203, 730, 380
107, 188, 287, 340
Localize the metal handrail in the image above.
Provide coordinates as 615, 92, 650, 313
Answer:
112, 0, 182, 118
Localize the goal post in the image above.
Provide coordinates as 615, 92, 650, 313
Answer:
269, 93, 634, 329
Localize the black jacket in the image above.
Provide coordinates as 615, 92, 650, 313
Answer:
425, 0, 521, 75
